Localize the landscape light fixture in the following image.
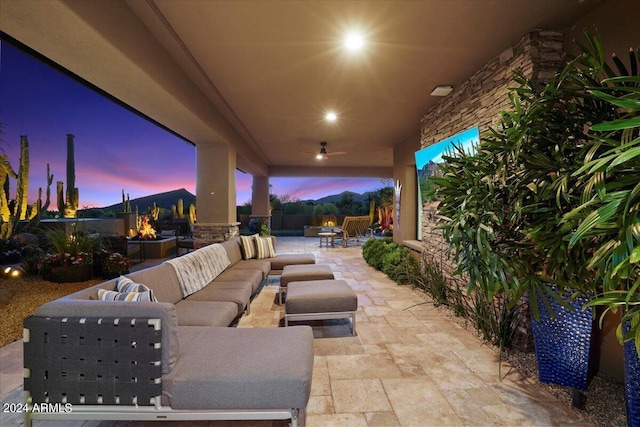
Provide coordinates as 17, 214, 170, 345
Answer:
431, 85, 453, 97
2, 265, 25, 278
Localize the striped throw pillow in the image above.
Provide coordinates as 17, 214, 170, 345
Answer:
103, 276, 158, 302
117, 276, 150, 293
98, 288, 156, 302
240, 234, 258, 259
255, 236, 275, 259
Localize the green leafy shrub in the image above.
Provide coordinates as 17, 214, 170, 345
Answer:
362, 237, 393, 270
362, 238, 419, 284
381, 246, 417, 284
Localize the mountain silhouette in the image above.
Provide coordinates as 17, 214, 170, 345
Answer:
101, 188, 195, 212
99, 188, 380, 212
310, 191, 371, 205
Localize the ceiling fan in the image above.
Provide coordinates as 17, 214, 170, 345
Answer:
300, 141, 348, 160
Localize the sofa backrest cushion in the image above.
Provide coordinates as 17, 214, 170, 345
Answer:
127, 263, 183, 304
33, 299, 180, 374
62, 280, 119, 301
219, 238, 243, 265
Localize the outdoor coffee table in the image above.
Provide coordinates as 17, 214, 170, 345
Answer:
318, 232, 337, 248
284, 279, 357, 336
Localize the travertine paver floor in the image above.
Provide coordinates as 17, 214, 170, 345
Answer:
0, 237, 590, 426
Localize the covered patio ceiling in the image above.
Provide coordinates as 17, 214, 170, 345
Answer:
0, 0, 607, 178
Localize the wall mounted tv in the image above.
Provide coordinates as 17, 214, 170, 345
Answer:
414, 127, 479, 240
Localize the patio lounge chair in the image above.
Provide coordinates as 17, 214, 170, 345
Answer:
333, 215, 372, 247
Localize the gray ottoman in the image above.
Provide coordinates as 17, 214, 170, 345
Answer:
284, 280, 357, 336
279, 264, 334, 304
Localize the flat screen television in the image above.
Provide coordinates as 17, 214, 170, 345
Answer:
414, 127, 479, 240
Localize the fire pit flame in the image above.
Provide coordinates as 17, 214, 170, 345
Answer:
138, 215, 157, 240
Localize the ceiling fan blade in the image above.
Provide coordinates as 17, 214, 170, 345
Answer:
326, 151, 348, 156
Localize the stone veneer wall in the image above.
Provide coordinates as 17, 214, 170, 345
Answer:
192, 222, 240, 247
418, 29, 564, 350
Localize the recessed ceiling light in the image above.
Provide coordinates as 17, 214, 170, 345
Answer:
345, 32, 364, 50
431, 85, 453, 97
325, 112, 337, 122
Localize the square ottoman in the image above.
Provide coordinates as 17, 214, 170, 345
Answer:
279, 264, 334, 304
284, 280, 357, 336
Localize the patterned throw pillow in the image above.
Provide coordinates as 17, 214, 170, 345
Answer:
96, 276, 158, 302
255, 236, 276, 259
240, 234, 258, 259
117, 276, 154, 294
98, 288, 156, 302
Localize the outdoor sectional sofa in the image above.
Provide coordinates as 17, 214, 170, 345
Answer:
22, 236, 316, 427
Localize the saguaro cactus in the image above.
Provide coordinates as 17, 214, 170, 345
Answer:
188, 203, 196, 224
171, 199, 186, 219
0, 135, 30, 238
177, 198, 184, 219
29, 163, 53, 226
122, 189, 131, 213
56, 134, 79, 218
0, 152, 18, 222
150, 202, 160, 221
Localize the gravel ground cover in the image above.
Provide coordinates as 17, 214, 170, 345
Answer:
0, 276, 100, 347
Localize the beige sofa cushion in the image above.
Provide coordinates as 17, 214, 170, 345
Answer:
228, 259, 271, 280
163, 326, 313, 410
270, 253, 316, 272
280, 264, 334, 288
214, 269, 263, 293
219, 238, 243, 264
173, 300, 238, 327
185, 281, 252, 313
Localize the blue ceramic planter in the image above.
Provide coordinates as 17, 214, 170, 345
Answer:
623, 322, 640, 427
530, 286, 592, 390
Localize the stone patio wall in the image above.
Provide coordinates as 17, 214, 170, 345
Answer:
418, 28, 565, 350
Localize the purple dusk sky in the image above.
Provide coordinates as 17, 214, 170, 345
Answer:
0, 41, 384, 209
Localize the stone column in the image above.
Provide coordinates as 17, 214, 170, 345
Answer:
251, 175, 270, 216
193, 142, 239, 246
250, 175, 271, 232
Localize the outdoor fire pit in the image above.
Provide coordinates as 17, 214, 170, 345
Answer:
127, 215, 177, 258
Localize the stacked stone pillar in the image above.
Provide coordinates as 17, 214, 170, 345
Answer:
193, 142, 240, 246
